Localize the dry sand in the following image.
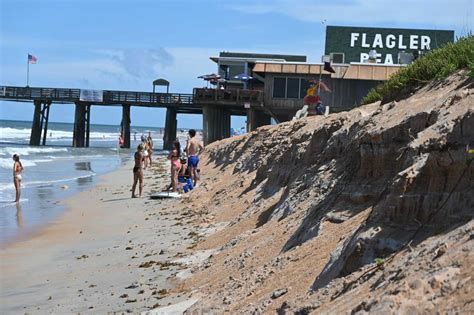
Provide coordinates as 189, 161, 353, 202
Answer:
0, 157, 199, 314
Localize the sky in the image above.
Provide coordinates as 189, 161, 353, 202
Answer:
0, 0, 472, 129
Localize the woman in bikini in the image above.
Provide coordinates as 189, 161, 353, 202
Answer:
142, 141, 149, 169
168, 140, 181, 192
131, 144, 144, 198
147, 133, 154, 167
12, 154, 23, 203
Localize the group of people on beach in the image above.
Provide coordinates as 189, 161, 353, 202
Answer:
10, 130, 202, 201
131, 129, 204, 198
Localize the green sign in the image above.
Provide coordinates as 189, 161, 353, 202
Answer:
325, 26, 454, 64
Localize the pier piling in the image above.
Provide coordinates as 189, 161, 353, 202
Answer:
247, 108, 271, 132
73, 102, 90, 147
121, 104, 131, 148
29, 100, 52, 146
29, 100, 43, 146
202, 105, 230, 145
163, 107, 177, 150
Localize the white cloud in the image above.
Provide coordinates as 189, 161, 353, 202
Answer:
94, 48, 174, 79
231, 0, 473, 32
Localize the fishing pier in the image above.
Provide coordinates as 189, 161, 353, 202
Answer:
0, 86, 267, 149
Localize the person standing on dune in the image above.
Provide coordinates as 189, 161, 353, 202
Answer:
12, 154, 23, 203
186, 129, 204, 187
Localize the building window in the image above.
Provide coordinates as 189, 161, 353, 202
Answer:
273, 77, 286, 98
273, 77, 316, 99
286, 78, 300, 99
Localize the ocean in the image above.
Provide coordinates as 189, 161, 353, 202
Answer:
0, 120, 165, 245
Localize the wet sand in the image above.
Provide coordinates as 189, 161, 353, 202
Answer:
0, 157, 196, 314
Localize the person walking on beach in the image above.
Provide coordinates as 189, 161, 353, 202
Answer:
168, 140, 181, 192
12, 154, 23, 203
186, 129, 204, 186
131, 144, 145, 198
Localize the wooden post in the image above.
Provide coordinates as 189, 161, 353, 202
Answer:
85, 104, 91, 147
247, 108, 271, 131
202, 105, 231, 145
122, 104, 131, 149
29, 100, 42, 146
163, 107, 177, 150
41, 101, 51, 146
73, 102, 87, 147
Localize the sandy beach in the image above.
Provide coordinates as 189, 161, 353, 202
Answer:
0, 156, 198, 314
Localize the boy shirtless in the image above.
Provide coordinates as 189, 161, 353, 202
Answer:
186, 129, 204, 186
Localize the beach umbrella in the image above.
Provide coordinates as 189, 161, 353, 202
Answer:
198, 73, 221, 88
198, 73, 221, 80
234, 73, 253, 81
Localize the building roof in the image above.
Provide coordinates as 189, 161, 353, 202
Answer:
210, 51, 307, 63
252, 61, 404, 81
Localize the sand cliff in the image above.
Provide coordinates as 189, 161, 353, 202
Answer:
171, 70, 473, 313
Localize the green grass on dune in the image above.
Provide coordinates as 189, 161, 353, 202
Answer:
362, 35, 474, 105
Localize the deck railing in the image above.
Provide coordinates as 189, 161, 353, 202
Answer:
0, 86, 263, 107
193, 88, 263, 104
0, 86, 193, 105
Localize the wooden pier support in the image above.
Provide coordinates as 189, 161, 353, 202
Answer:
202, 105, 231, 145
73, 102, 90, 147
163, 107, 177, 150
121, 104, 131, 149
247, 108, 271, 132
29, 100, 52, 146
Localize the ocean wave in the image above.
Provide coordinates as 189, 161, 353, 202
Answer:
0, 146, 68, 157
0, 157, 54, 169
0, 173, 96, 191
0, 127, 119, 141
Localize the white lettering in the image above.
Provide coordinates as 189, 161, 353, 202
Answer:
360, 53, 369, 63
386, 34, 396, 48
376, 53, 382, 63
373, 34, 383, 48
350, 33, 359, 47
398, 34, 407, 49
420, 36, 431, 50
362, 33, 370, 48
384, 54, 394, 64
409, 35, 419, 49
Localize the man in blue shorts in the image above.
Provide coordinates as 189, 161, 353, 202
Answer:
186, 129, 204, 187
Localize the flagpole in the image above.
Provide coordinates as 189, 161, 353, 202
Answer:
317, 69, 322, 96
26, 54, 30, 87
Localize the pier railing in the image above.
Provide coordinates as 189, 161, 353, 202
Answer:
0, 86, 193, 106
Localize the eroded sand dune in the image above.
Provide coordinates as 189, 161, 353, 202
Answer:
172, 70, 473, 314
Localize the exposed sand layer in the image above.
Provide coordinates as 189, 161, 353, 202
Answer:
0, 157, 199, 314
160, 71, 473, 313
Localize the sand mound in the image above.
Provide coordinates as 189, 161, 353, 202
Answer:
176, 70, 473, 314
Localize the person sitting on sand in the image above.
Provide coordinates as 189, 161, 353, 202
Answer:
178, 157, 194, 193
186, 129, 204, 187
131, 144, 144, 198
168, 140, 181, 192
12, 154, 23, 203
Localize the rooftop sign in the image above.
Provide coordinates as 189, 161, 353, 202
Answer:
325, 26, 454, 64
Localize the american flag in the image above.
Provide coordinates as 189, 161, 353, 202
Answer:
28, 54, 38, 64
